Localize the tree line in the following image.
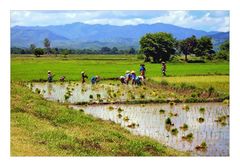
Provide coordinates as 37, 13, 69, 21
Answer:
140, 32, 229, 62
11, 38, 137, 56
11, 34, 229, 62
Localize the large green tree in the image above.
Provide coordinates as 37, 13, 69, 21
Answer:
216, 40, 229, 60
195, 36, 214, 58
33, 48, 44, 57
140, 32, 176, 63
179, 35, 197, 61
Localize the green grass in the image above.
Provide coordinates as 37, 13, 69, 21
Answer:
11, 54, 229, 81
152, 75, 229, 94
11, 82, 188, 156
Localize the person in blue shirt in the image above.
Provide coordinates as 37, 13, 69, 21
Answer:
131, 71, 136, 85
91, 75, 100, 84
139, 64, 146, 79
135, 76, 144, 86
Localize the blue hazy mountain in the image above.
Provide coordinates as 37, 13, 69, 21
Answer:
11, 22, 229, 49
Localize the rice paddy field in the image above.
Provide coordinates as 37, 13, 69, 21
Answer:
10, 54, 229, 156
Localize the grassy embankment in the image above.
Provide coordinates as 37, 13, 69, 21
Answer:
11, 82, 188, 156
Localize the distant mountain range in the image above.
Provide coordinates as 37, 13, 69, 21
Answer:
11, 22, 229, 50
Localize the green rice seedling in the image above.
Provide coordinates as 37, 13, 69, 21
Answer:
113, 93, 117, 98
182, 104, 190, 111
169, 112, 178, 117
89, 94, 93, 99
159, 109, 165, 114
35, 88, 41, 94
208, 86, 215, 97
117, 107, 124, 113
223, 99, 229, 105
96, 94, 101, 99
127, 123, 136, 128
197, 117, 205, 123
131, 94, 135, 100
169, 102, 175, 107
195, 141, 207, 151
108, 106, 114, 111
165, 117, 172, 125
141, 104, 145, 107
79, 109, 84, 112
182, 133, 193, 142
180, 123, 188, 131
215, 115, 228, 126
140, 94, 145, 99
117, 113, 122, 118
171, 128, 178, 136
199, 107, 205, 114
64, 94, 70, 100
123, 116, 129, 122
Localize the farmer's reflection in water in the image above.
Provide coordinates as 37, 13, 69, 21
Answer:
47, 83, 53, 95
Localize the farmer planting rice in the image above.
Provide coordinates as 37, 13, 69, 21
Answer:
135, 76, 144, 86
47, 71, 54, 82
81, 71, 88, 84
91, 75, 100, 84
125, 70, 132, 85
119, 76, 126, 84
131, 70, 136, 85
59, 76, 65, 82
140, 64, 146, 79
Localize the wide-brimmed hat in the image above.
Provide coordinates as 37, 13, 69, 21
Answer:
131, 70, 135, 74
81, 71, 84, 74
126, 70, 130, 74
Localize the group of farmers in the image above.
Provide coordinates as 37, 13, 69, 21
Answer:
47, 71, 99, 84
120, 64, 146, 86
47, 62, 167, 85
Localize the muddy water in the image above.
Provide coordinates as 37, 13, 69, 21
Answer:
29, 82, 229, 156
70, 103, 229, 156
29, 82, 165, 103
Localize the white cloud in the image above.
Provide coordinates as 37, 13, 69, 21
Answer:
10, 10, 229, 32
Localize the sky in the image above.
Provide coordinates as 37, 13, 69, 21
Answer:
11, 10, 229, 32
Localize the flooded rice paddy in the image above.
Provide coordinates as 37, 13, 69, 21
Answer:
29, 82, 229, 156
29, 82, 174, 103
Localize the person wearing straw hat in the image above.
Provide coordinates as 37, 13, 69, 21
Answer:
131, 70, 136, 85
91, 75, 100, 84
119, 76, 126, 84
81, 71, 88, 84
125, 70, 132, 85
47, 70, 54, 82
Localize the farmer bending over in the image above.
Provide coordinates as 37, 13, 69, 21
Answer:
119, 76, 126, 84
125, 70, 132, 85
91, 75, 100, 84
135, 76, 144, 86
47, 71, 54, 82
131, 71, 136, 85
59, 76, 65, 82
81, 71, 88, 84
